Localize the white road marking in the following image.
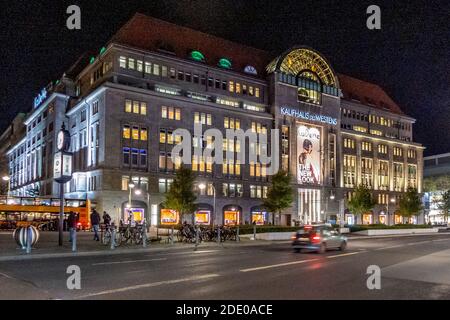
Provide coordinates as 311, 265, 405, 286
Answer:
0, 272, 14, 279
406, 241, 431, 246
240, 259, 318, 272
146, 250, 220, 257
92, 258, 166, 266
327, 251, 365, 259
75, 274, 220, 299
432, 238, 450, 242
375, 244, 405, 251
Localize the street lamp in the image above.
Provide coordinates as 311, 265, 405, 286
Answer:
199, 183, 215, 227
127, 182, 135, 210
387, 197, 396, 225
2, 176, 11, 203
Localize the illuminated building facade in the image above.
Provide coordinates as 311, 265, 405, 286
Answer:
5, 13, 424, 226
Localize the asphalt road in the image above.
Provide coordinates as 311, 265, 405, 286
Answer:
1, 234, 450, 300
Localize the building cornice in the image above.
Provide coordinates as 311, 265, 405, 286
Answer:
341, 129, 425, 149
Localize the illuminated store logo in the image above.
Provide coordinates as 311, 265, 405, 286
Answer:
218, 58, 232, 69
280, 106, 337, 126
190, 50, 205, 62
34, 88, 48, 109
244, 65, 258, 75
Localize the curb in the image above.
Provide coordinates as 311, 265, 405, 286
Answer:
0, 240, 274, 262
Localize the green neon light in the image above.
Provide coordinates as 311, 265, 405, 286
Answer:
99, 47, 106, 55
190, 50, 205, 62
89, 56, 96, 64
218, 58, 232, 69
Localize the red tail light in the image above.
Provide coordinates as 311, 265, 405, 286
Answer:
311, 233, 321, 243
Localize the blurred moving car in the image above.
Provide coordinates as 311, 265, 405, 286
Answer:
292, 224, 347, 253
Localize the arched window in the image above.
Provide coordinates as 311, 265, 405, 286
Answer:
297, 70, 322, 105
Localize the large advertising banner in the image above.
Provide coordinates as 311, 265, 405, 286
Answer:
297, 125, 321, 185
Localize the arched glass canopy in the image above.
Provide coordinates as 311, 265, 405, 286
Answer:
266, 47, 338, 88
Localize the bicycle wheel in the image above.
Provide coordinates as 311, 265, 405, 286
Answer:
102, 230, 111, 245
113, 231, 122, 247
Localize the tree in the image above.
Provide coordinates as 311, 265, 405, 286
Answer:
164, 165, 197, 224
347, 184, 376, 224
438, 189, 450, 223
397, 187, 423, 223
263, 170, 294, 225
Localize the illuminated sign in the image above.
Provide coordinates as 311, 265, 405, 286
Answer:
34, 88, 48, 109
244, 65, 258, 75
297, 125, 321, 185
280, 106, 337, 125
190, 50, 205, 62
218, 58, 232, 69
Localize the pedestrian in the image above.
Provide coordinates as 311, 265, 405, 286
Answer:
67, 211, 78, 242
90, 209, 101, 241
103, 211, 111, 226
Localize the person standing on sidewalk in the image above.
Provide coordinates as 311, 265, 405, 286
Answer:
103, 211, 111, 226
67, 211, 78, 242
90, 209, 101, 241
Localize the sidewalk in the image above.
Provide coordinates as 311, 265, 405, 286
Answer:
0, 231, 271, 262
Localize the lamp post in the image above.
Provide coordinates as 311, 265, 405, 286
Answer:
126, 182, 135, 221
2, 176, 10, 200
387, 197, 396, 225
198, 183, 215, 227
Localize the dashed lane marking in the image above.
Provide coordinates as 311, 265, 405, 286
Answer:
92, 258, 167, 266
74, 274, 220, 299
240, 259, 318, 272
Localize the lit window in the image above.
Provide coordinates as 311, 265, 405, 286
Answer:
236, 83, 241, 94
119, 56, 127, 68
255, 87, 260, 98
123, 125, 131, 139
128, 58, 135, 70
161, 66, 168, 77
153, 64, 160, 76
125, 100, 132, 113
168, 107, 174, 119
133, 101, 140, 114
137, 60, 143, 72
229, 81, 234, 93
159, 130, 166, 144
140, 128, 148, 141
132, 127, 139, 140
161, 106, 167, 118
175, 108, 181, 120
141, 102, 147, 115
145, 62, 152, 74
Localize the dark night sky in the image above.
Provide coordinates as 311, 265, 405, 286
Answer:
0, 0, 448, 155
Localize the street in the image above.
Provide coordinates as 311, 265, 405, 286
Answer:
1, 234, 450, 300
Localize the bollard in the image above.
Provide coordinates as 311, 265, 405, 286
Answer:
194, 226, 199, 251
217, 227, 221, 244
171, 226, 174, 245
253, 225, 257, 241
236, 225, 240, 242
71, 228, 77, 252
26, 227, 32, 254
142, 220, 147, 248
110, 228, 116, 250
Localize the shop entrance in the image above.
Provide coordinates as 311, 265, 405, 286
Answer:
223, 205, 242, 226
